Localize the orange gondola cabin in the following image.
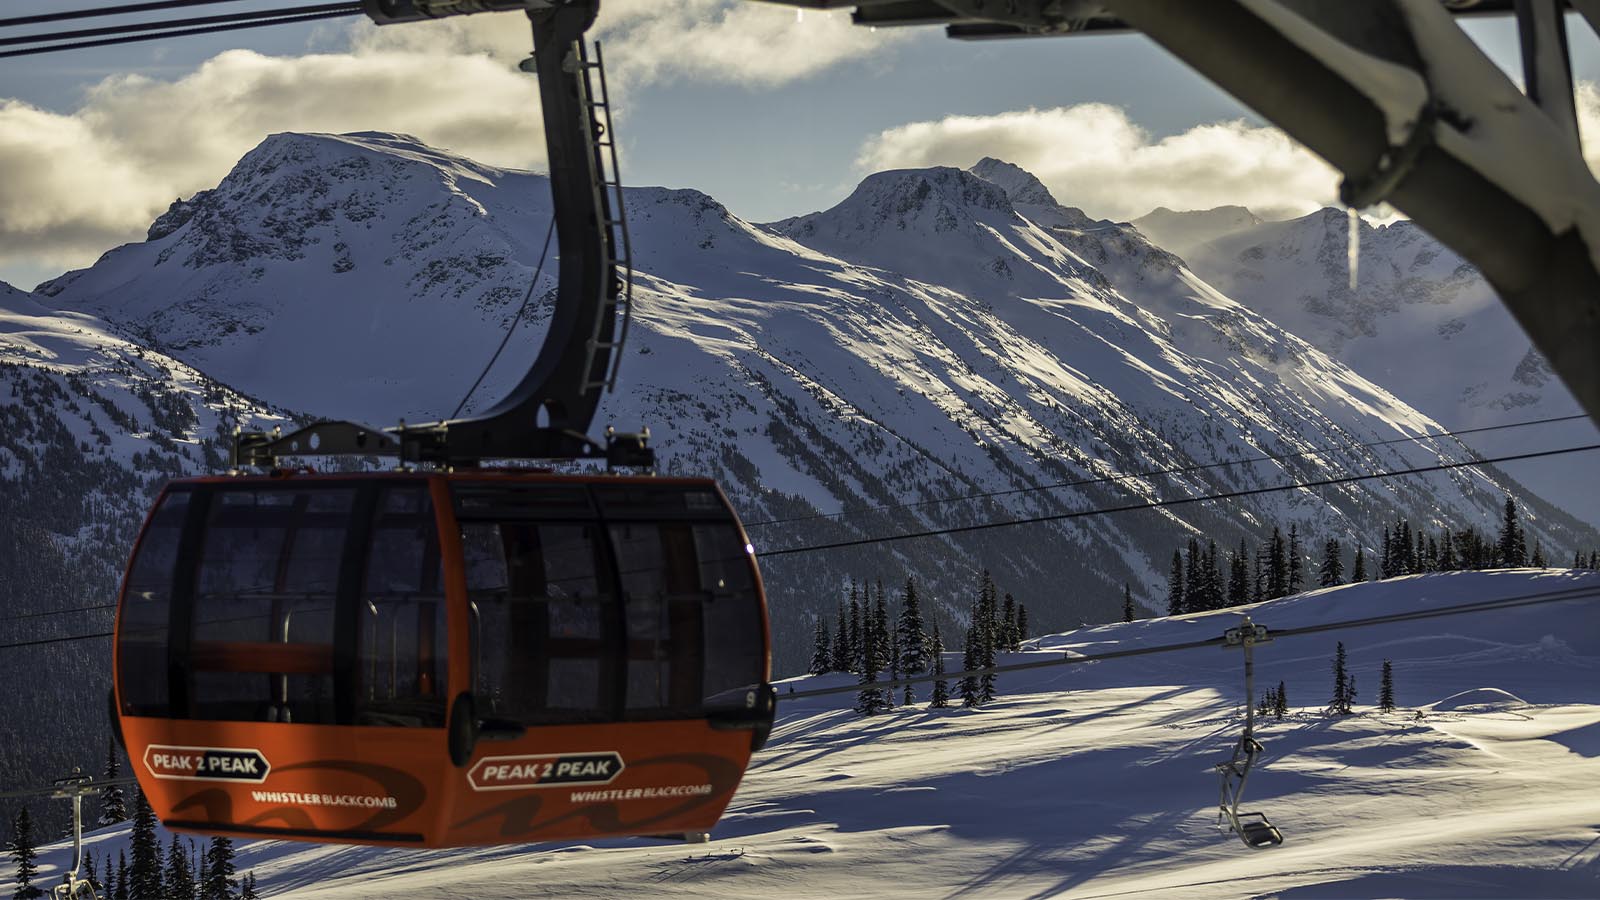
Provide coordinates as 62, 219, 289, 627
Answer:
110, 0, 779, 848
113, 472, 774, 847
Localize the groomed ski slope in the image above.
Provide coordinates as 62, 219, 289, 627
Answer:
13, 570, 1600, 899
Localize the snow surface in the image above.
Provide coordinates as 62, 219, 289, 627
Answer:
12, 570, 1599, 899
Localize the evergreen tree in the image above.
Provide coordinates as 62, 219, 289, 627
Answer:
1274, 680, 1288, 719
1015, 604, 1029, 644
874, 579, 892, 672
898, 578, 927, 705
1498, 496, 1527, 567
1438, 529, 1458, 571
1267, 527, 1288, 599
116, 851, 128, 900
1398, 520, 1414, 575
958, 622, 981, 708
928, 620, 950, 709
1256, 687, 1275, 719
977, 573, 998, 703
809, 616, 832, 675
1121, 584, 1136, 623
1287, 524, 1303, 593
1379, 660, 1396, 712
85, 853, 100, 895
240, 872, 259, 900
847, 594, 863, 673
853, 636, 885, 715
1318, 538, 1344, 587
10, 806, 42, 900
832, 598, 850, 672
165, 835, 195, 900
1352, 546, 1367, 582
1167, 549, 1185, 616
129, 790, 161, 900
885, 622, 899, 710
1183, 539, 1200, 613
999, 593, 1018, 650
1252, 546, 1266, 603
1203, 540, 1223, 610
98, 742, 128, 826
1379, 525, 1393, 578
1228, 541, 1249, 607
1327, 642, 1355, 715
872, 589, 893, 689
1531, 540, 1546, 568
201, 837, 236, 900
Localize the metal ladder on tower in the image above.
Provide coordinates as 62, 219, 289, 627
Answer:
577, 38, 635, 397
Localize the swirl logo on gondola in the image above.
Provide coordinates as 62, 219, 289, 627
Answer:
145, 745, 271, 784
468, 752, 624, 792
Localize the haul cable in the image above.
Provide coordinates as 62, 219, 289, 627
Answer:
0, 3, 361, 49
760, 442, 1600, 556
0, 1, 251, 29
3, 442, 1598, 646
0, 5, 361, 59
745, 413, 1594, 528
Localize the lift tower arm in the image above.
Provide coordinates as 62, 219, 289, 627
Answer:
235, 0, 647, 468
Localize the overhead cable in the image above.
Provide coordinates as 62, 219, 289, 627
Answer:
0, 3, 360, 48
0, 5, 361, 59
0, 1, 248, 29
758, 442, 1600, 556
744, 413, 1594, 528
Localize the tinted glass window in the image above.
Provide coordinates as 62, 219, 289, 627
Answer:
189, 487, 352, 723
609, 521, 764, 719
356, 487, 448, 727
117, 490, 189, 716
463, 520, 616, 724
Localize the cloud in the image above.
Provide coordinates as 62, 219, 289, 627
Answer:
856, 104, 1342, 222
353, 1, 899, 89
0, 45, 539, 279
0, 2, 896, 283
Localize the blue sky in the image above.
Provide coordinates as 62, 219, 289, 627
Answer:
0, 3, 1595, 289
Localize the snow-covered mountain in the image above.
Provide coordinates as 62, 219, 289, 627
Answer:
0, 279, 285, 837
1131, 205, 1264, 260
20, 132, 1592, 662
10, 569, 1600, 898
1174, 208, 1600, 528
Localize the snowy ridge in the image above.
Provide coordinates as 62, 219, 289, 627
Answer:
1178, 207, 1600, 527
8, 570, 1599, 898
1131, 205, 1265, 259
25, 132, 1600, 676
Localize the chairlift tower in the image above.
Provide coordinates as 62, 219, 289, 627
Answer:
1216, 617, 1283, 848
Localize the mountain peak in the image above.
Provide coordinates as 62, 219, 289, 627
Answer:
968, 157, 1058, 208
1131, 205, 1264, 258
776, 166, 1016, 246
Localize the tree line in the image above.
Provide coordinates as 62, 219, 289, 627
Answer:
1153, 496, 1599, 618
7, 742, 260, 900
809, 571, 1031, 714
